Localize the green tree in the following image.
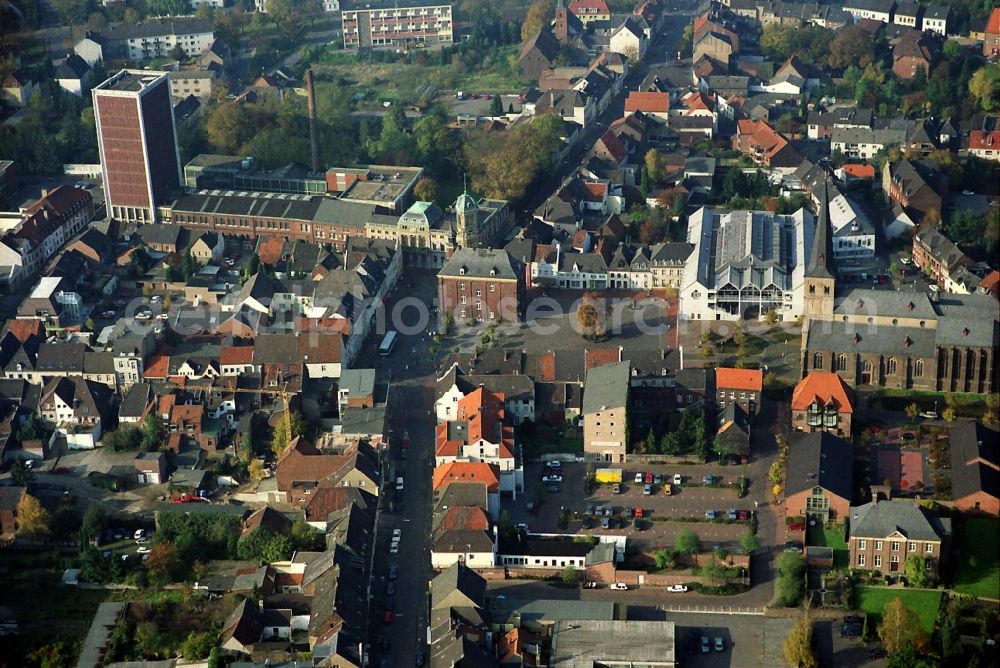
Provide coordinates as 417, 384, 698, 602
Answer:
490, 94, 504, 116
560, 565, 579, 584
699, 554, 727, 584
140, 414, 164, 451
16, 412, 43, 441
81, 506, 107, 545
11, 457, 34, 487
878, 597, 922, 655
17, 493, 50, 537
675, 528, 700, 554
903, 553, 928, 587
181, 631, 215, 660
740, 530, 758, 555
205, 103, 251, 154
291, 518, 322, 551
135, 621, 162, 658
28, 641, 73, 668
238, 528, 294, 562
783, 616, 818, 668
969, 64, 1000, 112
774, 551, 805, 607
498, 510, 516, 543
51, 505, 81, 538
654, 548, 675, 570
52, 0, 91, 24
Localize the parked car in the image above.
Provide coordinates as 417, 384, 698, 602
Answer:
601, 516, 610, 529
666, 584, 688, 593
737, 509, 750, 520
919, 410, 938, 419
840, 623, 862, 638
714, 637, 725, 652
634, 472, 643, 484
389, 542, 400, 555
784, 541, 803, 552
703, 475, 716, 485
705, 510, 717, 520
386, 581, 396, 596
384, 610, 394, 625
545, 461, 562, 470
663, 483, 672, 496
728, 508, 738, 521
609, 582, 628, 590
612, 483, 621, 494
541, 474, 563, 484
515, 522, 528, 532
136, 546, 151, 554
788, 522, 806, 531
391, 528, 401, 541
673, 473, 682, 485
396, 477, 404, 490
388, 565, 398, 581
701, 636, 710, 653
603, 507, 613, 517
135, 537, 150, 545
134, 530, 145, 540
643, 484, 652, 495
644, 472, 653, 484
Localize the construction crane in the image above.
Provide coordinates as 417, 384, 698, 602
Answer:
164, 378, 297, 445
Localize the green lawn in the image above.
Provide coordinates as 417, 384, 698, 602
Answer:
953, 517, 1000, 599
810, 524, 849, 570
855, 586, 942, 634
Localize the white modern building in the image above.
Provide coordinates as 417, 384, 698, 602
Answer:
826, 189, 876, 267
680, 207, 815, 321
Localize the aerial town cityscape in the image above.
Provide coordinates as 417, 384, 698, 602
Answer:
0, 0, 998, 665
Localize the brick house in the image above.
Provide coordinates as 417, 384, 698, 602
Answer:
881, 159, 946, 224
949, 420, 999, 515
912, 226, 970, 291
437, 248, 524, 324
168, 403, 219, 452
985, 8, 1000, 58
715, 368, 762, 417
784, 432, 853, 524
891, 30, 941, 80
848, 499, 951, 577
791, 371, 855, 437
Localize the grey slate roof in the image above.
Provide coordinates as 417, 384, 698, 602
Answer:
582, 361, 629, 413
831, 126, 907, 147
850, 500, 950, 542
430, 562, 487, 610
806, 181, 835, 280
785, 432, 853, 501
949, 420, 999, 503
806, 320, 936, 357
439, 248, 520, 280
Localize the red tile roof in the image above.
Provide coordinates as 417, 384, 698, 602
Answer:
535, 351, 556, 382
568, 0, 610, 14
433, 462, 500, 492
220, 345, 255, 366
585, 348, 620, 371
436, 505, 490, 532
624, 91, 670, 114
969, 130, 1000, 151
597, 130, 628, 163
988, 8, 1000, 35
716, 368, 763, 392
144, 346, 173, 379
791, 371, 855, 412
979, 270, 1000, 296
4, 319, 44, 342
842, 164, 875, 179
256, 237, 285, 266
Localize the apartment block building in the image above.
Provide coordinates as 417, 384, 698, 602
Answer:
342, 3, 453, 49
848, 499, 951, 577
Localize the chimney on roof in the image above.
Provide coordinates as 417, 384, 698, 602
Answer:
306, 69, 320, 173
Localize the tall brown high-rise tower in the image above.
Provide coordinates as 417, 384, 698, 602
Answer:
92, 70, 182, 223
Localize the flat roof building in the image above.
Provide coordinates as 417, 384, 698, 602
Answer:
93, 70, 182, 224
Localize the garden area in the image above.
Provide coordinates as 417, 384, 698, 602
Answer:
807, 522, 849, 570
952, 517, 1000, 600
854, 587, 942, 635
515, 421, 583, 460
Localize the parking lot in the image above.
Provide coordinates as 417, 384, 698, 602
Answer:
508, 462, 755, 551
657, 612, 795, 668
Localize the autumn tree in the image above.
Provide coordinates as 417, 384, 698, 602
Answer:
905, 403, 920, 419
969, 64, 1000, 112
414, 177, 439, 203
248, 459, 266, 485
17, 493, 50, 537
146, 541, 180, 582
827, 26, 874, 69
271, 412, 290, 457
521, 0, 556, 41
942, 407, 957, 424
644, 149, 665, 183
576, 293, 606, 340
878, 597, 922, 655
783, 616, 818, 668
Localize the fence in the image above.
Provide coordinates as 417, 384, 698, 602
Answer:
659, 604, 766, 615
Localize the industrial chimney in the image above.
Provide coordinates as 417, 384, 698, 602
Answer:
305, 69, 320, 173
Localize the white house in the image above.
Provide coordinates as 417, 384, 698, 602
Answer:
824, 189, 876, 267
609, 17, 647, 60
